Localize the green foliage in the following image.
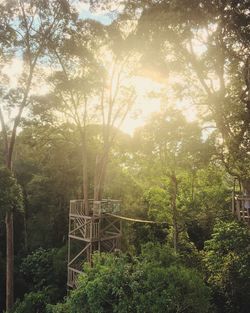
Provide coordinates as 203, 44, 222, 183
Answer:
186, 166, 231, 249
9, 247, 67, 313
20, 247, 67, 297
133, 264, 210, 313
11, 290, 50, 313
0, 167, 23, 219
143, 186, 171, 223
126, 223, 167, 255
0, 1, 249, 312
46, 302, 70, 313
51, 244, 211, 313
14, 124, 82, 249
203, 221, 250, 313
130, 111, 229, 251
20, 248, 56, 290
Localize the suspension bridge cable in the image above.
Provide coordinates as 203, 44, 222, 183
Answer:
106, 213, 167, 224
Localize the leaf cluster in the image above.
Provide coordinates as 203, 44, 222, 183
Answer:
0, 167, 23, 219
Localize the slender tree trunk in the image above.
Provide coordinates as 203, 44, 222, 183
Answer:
23, 189, 29, 250
4, 131, 15, 311
23, 210, 28, 251
81, 97, 89, 214
5, 211, 14, 311
170, 173, 178, 253
93, 154, 102, 201
98, 153, 109, 200
172, 200, 178, 253
93, 151, 109, 201
191, 169, 195, 203
82, 144, 89, 214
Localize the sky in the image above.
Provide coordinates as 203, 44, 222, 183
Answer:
72, 0, 122, 25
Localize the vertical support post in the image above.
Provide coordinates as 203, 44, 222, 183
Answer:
242, 199, 246, 222
232, 191, 235, 215
67, 208, 71, 288
90, 219, 93, 242
236, 199, 241, 220
247, 199, 250, 222
98, 217, 101, 251
120, 220, 122, 236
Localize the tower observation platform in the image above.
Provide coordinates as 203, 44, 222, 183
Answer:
67, 199, 122, 288
232, 194, 250, 225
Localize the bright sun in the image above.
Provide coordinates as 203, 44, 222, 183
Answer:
121, 75, 198, 135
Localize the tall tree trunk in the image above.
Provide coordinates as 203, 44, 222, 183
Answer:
23, 210, 28, 251
5, 211, 14, 311
93, 151, 109, 201
93, 154, 102, 201
22, 189, 28, 251
82, 145, 89, 214
170, 173, 178, 253
172, 199, 178, 253
5, 133, 14, 312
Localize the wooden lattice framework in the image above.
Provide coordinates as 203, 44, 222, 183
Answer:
67, 199, 122, 288
231, 178, 250, 225
232, 194, 250, 225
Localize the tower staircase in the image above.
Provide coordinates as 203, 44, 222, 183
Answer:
67, 199, 122, 288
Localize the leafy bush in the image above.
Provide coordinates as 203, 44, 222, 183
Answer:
11, 290, 49, 313
50, 244, 211, 313
20, 247, 67, 297
203, 221, 250, 313
9, 247, 68, 312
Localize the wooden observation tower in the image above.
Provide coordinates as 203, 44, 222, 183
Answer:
232, 179, 250, 225
67, 199, 122, 288
232, 194, 250, 225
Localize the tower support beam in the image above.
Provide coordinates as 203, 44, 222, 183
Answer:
67, 199, 122, 288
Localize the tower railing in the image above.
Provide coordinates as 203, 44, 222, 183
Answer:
232, 194, 250, 224
70, 199, 121, 216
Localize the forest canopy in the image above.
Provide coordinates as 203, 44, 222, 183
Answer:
0, 1, 249, 313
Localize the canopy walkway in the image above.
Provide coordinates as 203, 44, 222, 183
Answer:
106, 213, 167, 224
